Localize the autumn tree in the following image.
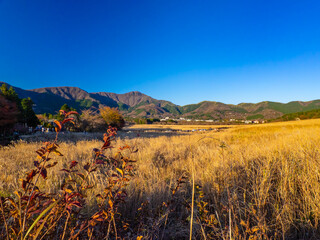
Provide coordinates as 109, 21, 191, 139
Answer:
0, 84, 40, 128
79, 109, 107, 132
100, 107, 125, 129
0, 95, 19, 134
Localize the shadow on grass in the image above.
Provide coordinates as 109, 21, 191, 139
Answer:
16, 130, 190, 143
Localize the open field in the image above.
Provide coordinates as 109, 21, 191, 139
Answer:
2, 119, 320, 239
124, 123, 235, 131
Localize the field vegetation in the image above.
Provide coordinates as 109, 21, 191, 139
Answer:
124, 124, 233, 131
1, 118, 320, 239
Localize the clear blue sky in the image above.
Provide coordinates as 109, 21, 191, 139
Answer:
1, 0, 320, 106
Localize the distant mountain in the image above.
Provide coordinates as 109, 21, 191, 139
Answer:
2, 82, 320, 120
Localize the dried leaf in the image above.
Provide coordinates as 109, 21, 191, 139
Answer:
40, 168, 47, 179
59, 110, 66, 115
77, 173, 85, 180
84, 163, 90, 171
108, 199, 113, 208
46, 161, 58, 168
54, 120, 62, 132
62, 118, 75, 125
26, 169, 37, 182
116, 168, 123, 176
65, 111, 79, 117
53, 150, 63, 156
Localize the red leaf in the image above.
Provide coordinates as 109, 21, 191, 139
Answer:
95, 159, 105, 164
26, 169, 37, 182
28, 209, 42, 216
22, 180, 27, 190
62, 118, 75, 125
36, 150, 45, 157
34, 161, 40, 168
103, 134, 109, 143
102, 140, 111, 150
119, 145, 130, 150
70, 201, 82, 208
59, 110, 66, 115
40, 168, 47, 179
46, 162, 58, 168
65, 111, 79, 117
69, 161, 78, 169
84, 163, 90, 172
67, 193, 82, 201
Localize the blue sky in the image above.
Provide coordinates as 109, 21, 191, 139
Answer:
1, 0, 320, 106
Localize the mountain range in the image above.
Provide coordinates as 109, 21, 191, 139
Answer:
2, 82, 320, 120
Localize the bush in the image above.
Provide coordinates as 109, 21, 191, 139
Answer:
100, 107, 125, 129
79, 109, 107, 132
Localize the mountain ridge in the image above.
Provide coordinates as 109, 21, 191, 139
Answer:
2, 82, 320, 120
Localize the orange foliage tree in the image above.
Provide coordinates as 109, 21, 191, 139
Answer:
0, 95, 19, 133
100, 107, 125, 129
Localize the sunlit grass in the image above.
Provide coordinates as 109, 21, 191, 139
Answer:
2, 119, 320, 238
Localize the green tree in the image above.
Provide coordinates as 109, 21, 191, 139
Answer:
0, 84, 20, 103
61, 103, 71, 112
100, 107, 125, 129
21, 97, 40, 127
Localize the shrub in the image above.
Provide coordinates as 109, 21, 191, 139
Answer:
79, 109, 107, 132
100, 106, 125, 129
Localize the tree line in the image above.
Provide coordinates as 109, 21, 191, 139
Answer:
0, 83, 126, 137
39, 104, 125, 132
0, 83, 39, 135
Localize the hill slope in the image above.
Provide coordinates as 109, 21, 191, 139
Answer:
2, 82, 320, 120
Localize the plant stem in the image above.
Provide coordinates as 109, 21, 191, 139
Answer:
21, 152, 49, 239
0, 198, 9, 240
39, 210, 64, 240
61, 211, 70, 240
190, 162, 195, 240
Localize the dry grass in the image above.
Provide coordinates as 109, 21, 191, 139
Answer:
124, 123, 235, 130
2, 119, 320, 239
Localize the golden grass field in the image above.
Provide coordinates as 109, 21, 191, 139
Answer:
2, 119, 320, 239
124, 124, 234, 130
